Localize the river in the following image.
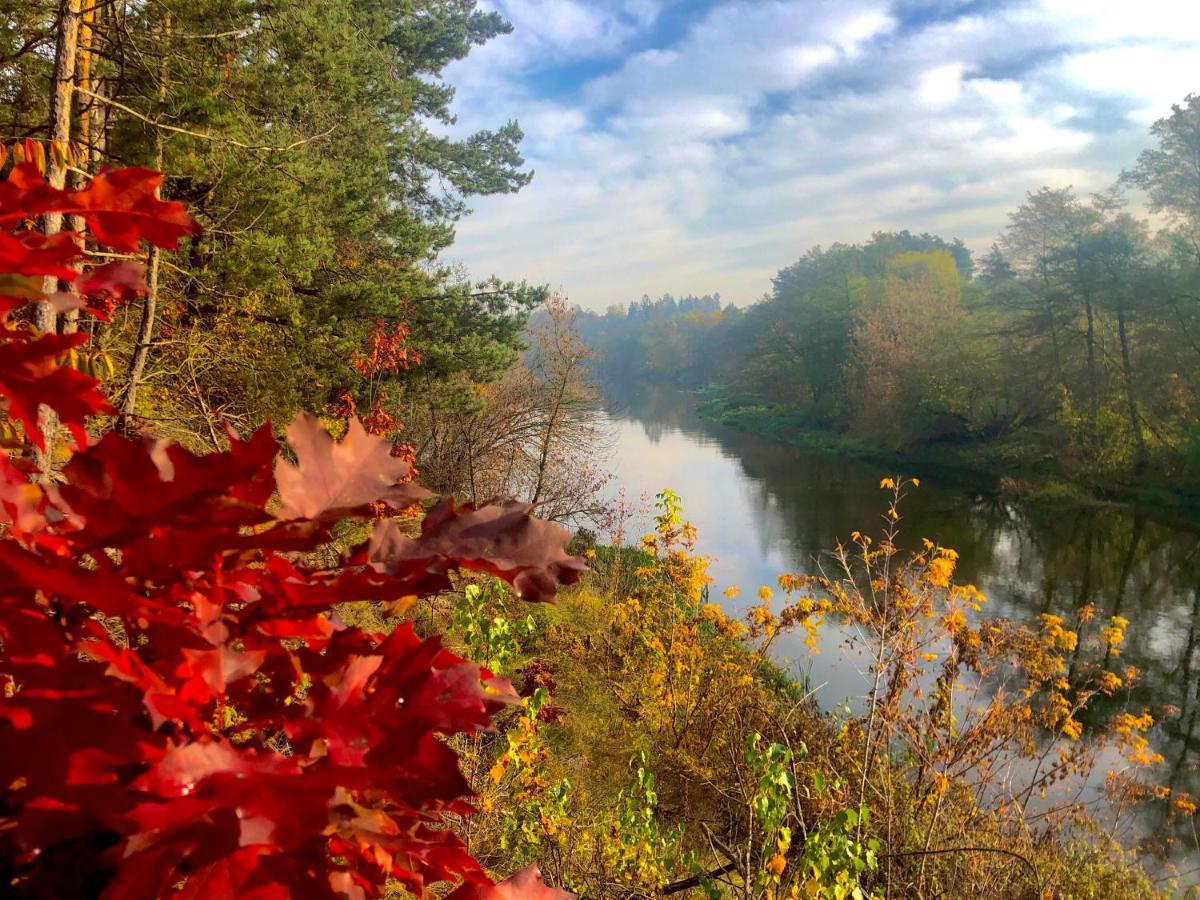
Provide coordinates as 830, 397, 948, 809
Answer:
597, 384, 1200, 878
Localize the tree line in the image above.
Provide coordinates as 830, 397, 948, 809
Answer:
574, 96, 1200, 498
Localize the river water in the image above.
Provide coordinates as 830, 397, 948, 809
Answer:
597, 385, 1200, 875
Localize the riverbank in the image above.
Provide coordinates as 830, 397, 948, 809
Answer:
693, 390, 1200, 527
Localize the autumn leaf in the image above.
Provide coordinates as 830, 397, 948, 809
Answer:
0, 331, 109, 448
0, 455, 48, 536
447, 865, 575, 900
0, 163, 199, 251
366, 498, 586, 602
74, 168, 200, 250
0, 231, 81, 280
0, 166, 586, 899
0, 272, 49, 303
77, 259, 148, 300
275, 413, 429, 521
54, 422, 278, 557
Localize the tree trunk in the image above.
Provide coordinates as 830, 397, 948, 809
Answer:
1045, 295, 1063, 386
1116, 303, 1147, 474
62, 0, 96, 337
1081, 288, 1100, 447
1039, 245, 1064, 388
118, 12, 170, 430
35, 0, 83, 473
530, 376, 567, 508
119, 246, 160, 429
38, 0, 82, 334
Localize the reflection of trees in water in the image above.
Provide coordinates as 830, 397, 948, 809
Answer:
602, 382, 697, 444
1160, 582, 1200, 850
609, 381, 1200, 857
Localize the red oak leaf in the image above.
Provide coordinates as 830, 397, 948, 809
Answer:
0, 331, 109, 448
448, 865, 575, 900
76, 261, 148, 320
0, 454, 49, 537
0, 163, 199, 251
0, 231, 81, 280
366, 499, 586, 602
274, 413, 429, 521
75, 168, 200, 250
172, 846, 288, 900
0, 190, 588, 900
54, 423, 278, 557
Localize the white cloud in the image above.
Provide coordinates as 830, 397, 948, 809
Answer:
441, 0, 1200, 309
916, 63, 966, 109
1056, 46, 1200, 123
1010, 0, 1200, 44
586, 1, 895, 110
517, 102, 588, 145
499, 0, 635, 56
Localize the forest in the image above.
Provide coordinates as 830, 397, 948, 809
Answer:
573, 105, 1200, 508
1, 1, 1198, 898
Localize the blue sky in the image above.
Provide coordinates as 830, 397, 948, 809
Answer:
441, 0, 1200, 310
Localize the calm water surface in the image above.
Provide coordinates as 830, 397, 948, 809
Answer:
599, 385, 1200, 875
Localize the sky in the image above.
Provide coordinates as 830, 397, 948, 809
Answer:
440, 0, 1200, 311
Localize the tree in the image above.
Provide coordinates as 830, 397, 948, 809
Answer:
1088, 211, 1152, 473
4, 0, 542, 449
763, 244, 862, 417
1123, 94, 1200, 236
522, 298, 607, 522
848, 250, 965, 442
412, 297, 609, 525
1122, 95, 1200, 467
562, 94, 1200, 493
1001, 187, 1116, 456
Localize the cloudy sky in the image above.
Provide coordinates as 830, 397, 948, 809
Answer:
441, 0, 1200, 310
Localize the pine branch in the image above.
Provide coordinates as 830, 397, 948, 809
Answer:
74, 87, 337, 153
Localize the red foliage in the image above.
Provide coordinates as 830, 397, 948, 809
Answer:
0, 164, 193, 448
360, 404, 397, 438
0, 164, 581, 897
448, 865, 573, 900
327, 398, 421, 516
0, 163, 199, 252
0, 329, 105, 448
0, 231, 80, 279
331, 390, 358, 420
516, 660, 565, 724
76, 261, 149, 321
351, 319, 421, 378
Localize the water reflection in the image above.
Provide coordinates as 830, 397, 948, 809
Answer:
601, 384, 1200, 870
